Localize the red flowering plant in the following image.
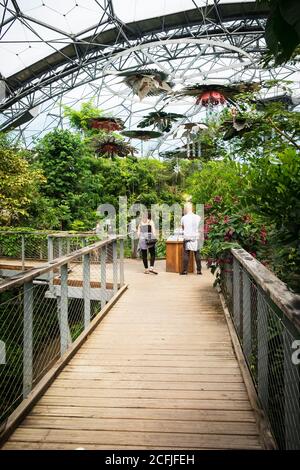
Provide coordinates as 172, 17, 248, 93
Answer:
202, 195, 268, 287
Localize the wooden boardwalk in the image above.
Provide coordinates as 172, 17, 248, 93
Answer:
2, 260, 262, 450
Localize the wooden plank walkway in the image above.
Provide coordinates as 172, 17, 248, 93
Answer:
2, 260, 262, 450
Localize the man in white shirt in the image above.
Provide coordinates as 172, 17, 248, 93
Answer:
180, 202, 202, 275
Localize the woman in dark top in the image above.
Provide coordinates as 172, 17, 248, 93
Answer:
137, 211, 158, 274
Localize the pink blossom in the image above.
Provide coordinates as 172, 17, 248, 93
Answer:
242, 214, 252, 223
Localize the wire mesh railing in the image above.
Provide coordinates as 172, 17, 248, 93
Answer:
0, 231, 99, 275
49, 233, 100, 261
0, 236, 125, 435
220, 247, 300, 450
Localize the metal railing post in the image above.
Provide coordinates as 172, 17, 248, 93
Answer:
119, 238, 124, 287
257, 290, 269, 411
100, 246, 107, 309
47, 235, 55, 295
284, 329, 300, 449
47, 235, 54, 262
23, 282, 33, 398
21, 235, 25, 271
60, 264, 69, 355
83, 253, 91, 329
113, 240, 118, 295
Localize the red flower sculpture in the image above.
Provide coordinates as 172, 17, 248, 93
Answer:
90, 120, 121, 132
88, 117, 124, 132
196, 91, 226, 107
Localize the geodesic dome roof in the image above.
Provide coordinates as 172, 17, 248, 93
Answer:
0, 0, 299, 156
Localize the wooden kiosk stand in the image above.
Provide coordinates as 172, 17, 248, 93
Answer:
166, 237, 195, 273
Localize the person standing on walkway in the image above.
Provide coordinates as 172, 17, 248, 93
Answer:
180, 202, 202, 275
137, 211, 158, 274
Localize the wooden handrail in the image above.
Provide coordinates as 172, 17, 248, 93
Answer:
0, 230, 95, 236
48, 232, 96, 238
0, 236, 121, 293
0, 230, 52, 235
231, 248, 300, 331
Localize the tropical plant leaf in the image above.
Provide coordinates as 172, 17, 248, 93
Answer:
278, 0, 300, 29
263, 0, 300, 64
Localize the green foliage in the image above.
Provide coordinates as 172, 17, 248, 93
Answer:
64, 101, 103, 133
34, 129, 98, 229
36, 129, 85, 199
258, 0, 300, 64
89, 157, 181, 209
187, 159, 268, 284
19, 122, 186, 231
188, 96, 300, 292
0, 142, 45, 225
194, 95, 299, 167
1, 94, 299, 296
187, 159, 247, 206
245, 147, 300, 290
0, 227, 50, 259
0, 132, 14, 150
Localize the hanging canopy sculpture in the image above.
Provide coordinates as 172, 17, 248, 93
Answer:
88, 116, 124, 132
173, 122, 208, 159
176, 82, 261, 107
159, 148, 187, 159
120, 69, 173, 101
137, 111, 186, 133
92, 136, 135, 158
159, 146, 202, 176
121, 129, 163, 157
